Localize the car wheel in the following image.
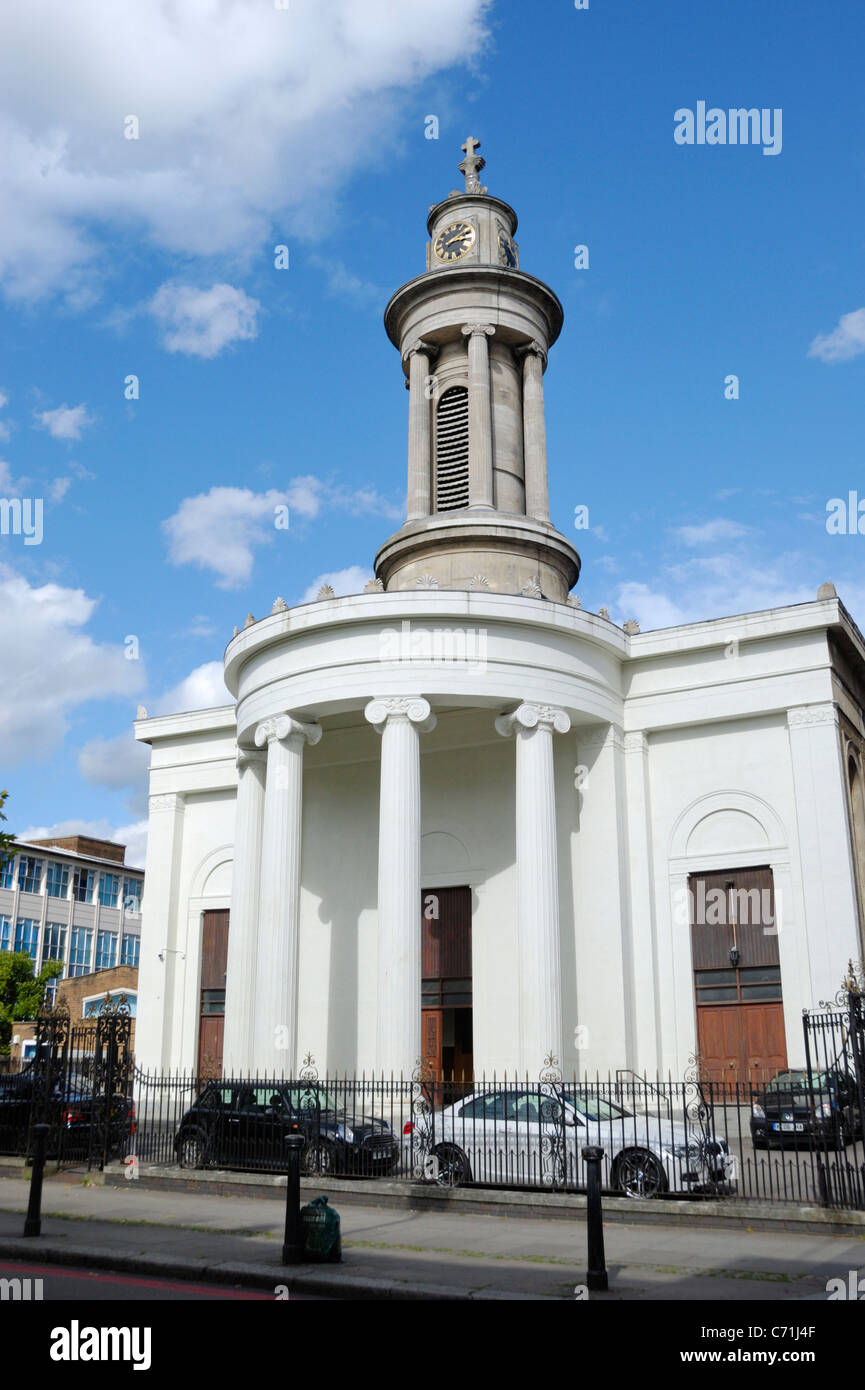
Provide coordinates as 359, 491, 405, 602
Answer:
431, 1143, 471, 1188
177, 1130, 209, 1169
303, 1137, 337, 1176
613, 1148, 668, 1199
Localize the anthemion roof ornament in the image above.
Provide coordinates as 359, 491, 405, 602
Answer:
364, 577, 385, 593
470, 574, 490, 590
243, 613, 256, 628
415, 574, 439, 589
316, 585, 335, 601
271, 596, 288, 613
598, 606, 611, 621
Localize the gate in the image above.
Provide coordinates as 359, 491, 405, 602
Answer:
802, 964, 865, 1210
30, 994, 134, 1171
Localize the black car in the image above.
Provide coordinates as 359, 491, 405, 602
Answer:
173, 1081, 400, 1176
0, 1070, 134, 1160
750, 1069, 862, 1149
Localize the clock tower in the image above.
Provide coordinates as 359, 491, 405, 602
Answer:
376, 137, 580, 602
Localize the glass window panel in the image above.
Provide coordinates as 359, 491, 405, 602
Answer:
121, 935, 140, 968
739, 966, 781, 981
45, 863, 69, 898
0, 916, 10, 951
695, 969, 737, 986
43, 923, 67, 962
14, 918, 39, 962
68, 927, 93, 977
98, 874, 119, 908
95, 931, 118, 971
123, 878, 142, 914
697, 986, 739, 1002
17, 857, 43, 894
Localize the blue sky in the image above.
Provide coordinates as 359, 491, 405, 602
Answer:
0, 0, 863, 861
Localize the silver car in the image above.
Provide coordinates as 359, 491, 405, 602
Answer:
405, 1086, 738, 1197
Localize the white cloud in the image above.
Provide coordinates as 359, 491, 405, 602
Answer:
148, 282, 260, 358
301, 565, 372, 602
34, 402, 94, 440
0, 565, 144, 766
808, 308, 865, 364
0, 0, 491, 302
672, 518, 751, 548
155, 661, 231, 715
162, 485, 290, 587
615, 554, 815, 631
78, 731, 150, 792
162, 477, 400, 586
50, 476, 73, 503
18, 817, 149, 869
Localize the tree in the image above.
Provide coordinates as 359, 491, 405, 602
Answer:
0, 953, 64, 1052
0, 789, 15, 872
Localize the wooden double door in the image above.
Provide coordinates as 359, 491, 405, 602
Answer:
198, 909, 229, 1077
421, 886, 473, 1081
690, 867, 788, 1085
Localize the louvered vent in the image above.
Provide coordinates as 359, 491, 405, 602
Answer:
435, 387, 470, 511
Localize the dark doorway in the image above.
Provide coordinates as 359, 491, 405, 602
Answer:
690, 867, 787, 1085
198, 909, 229, 1077
421, 886, 472, 1082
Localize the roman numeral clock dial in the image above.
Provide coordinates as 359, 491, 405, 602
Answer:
434, 221, 476, 262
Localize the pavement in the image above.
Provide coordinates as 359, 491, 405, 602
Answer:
1, 1171, 863, 1300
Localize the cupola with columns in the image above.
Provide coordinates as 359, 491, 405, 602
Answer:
375, 137, 581, 603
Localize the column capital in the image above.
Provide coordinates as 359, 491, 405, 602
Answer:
623, 730, 649, 754
461, 322, 496, 340
365, 696, 437, 734
496, 702, 571, 738
236, 746, 267, 771
402, 338, 439, 364
149, 792, 185, 813
516, 339, 548, 369
787, 703, 838, 730
254, 713, 322, 749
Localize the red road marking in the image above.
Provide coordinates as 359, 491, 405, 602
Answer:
0, 1260, 273, 1299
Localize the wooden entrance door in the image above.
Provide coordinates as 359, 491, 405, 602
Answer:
690, 867, 787, 1085
198, 909, 229, 1077
421, 886, 472, 1081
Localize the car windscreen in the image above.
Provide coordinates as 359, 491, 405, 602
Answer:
283, 1086, 339, 1113
766, 1071, 835, 1092
563, 1090, 633, 1122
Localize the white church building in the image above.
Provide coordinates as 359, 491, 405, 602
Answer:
135, 141, 865, 1086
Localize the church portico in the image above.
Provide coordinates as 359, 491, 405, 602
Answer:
135, 140, 865, 1088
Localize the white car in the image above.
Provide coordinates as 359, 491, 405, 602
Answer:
404, 1086, 738, 1197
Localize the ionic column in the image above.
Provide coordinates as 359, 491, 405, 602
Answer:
519, 341, 550, 523
252, 713, 322, 1076
496, 702, 571, 1072
403, 339, 437, 521
365, 696, 437, 1075
223, 746, 267, 1076
461, 323, 496, 508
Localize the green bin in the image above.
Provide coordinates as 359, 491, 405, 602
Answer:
299, 1194, 342, 1262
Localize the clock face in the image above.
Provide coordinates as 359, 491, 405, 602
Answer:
497, 226, 517, 268
434, 221, 476, 262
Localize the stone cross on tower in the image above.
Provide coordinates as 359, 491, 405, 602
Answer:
458, 135, 487, 194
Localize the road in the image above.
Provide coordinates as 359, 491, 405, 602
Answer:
0, 1258, 311, 1301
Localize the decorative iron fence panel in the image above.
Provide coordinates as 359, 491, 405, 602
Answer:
125, 1056, 863, 1209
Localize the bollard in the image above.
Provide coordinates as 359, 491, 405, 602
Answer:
582, 1145, 608, 1292
282, 1134, 307, 1264
24, 1124, 50, 1238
